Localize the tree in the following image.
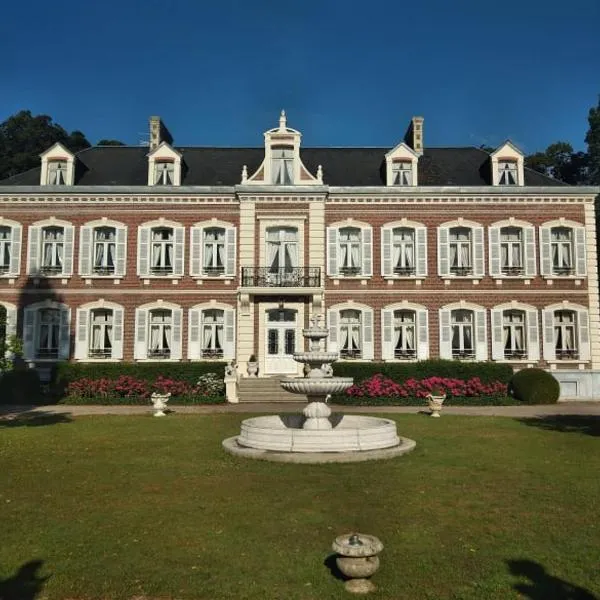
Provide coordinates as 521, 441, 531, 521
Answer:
585, 96, 600, 184
97, 139, 125, 146
0, 111, 90, 180
525, 141, 589, 185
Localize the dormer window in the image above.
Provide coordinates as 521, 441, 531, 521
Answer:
392, 161, 413, 186
272, 146, 294, 184
154, 160, 175, 185
498, 161, 518, 185
47, 160, 68, 185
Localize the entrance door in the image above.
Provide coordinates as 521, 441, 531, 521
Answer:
264, 308, 297, 374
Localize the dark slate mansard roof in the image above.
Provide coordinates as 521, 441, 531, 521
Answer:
0, 145, 568, 187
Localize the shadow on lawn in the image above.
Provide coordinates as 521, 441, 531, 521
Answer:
517, 415, 600, 437
507, 559, 598, 599
323, 553, 349, 582
0, 410, 72, 428
0, 560, 50, 600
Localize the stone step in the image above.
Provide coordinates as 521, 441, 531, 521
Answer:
238, 377, 307, 403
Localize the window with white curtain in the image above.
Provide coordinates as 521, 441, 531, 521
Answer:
394, 310, 416, 359
551, 228, 574, 274
41, 226, 64, 274
498, 161, 518, 185
93, 227, 116, 275
89, 309, 113, 358
500, 227, 523, 275
503, 310, 526, 358
339, 309, 362, 359
154, 161, 175, 185
0, 227, 11, 273
449, 227, 472, 275
151, 228, 174, 275
148, 310, 172, 358
391, 161, 413, 186
47, 161, 67, 185
272, 147, 294, 184
266, 227, 298, 281
37, 308, 61, 358
202, 228, 225, 275
338, 227, 361, 275
393, 228, 415, 274
201, 309, 224, 358
451, 310, 474, 358
554, 310, 578, 359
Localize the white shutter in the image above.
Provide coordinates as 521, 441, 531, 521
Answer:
415, 227, 427, 277
225, 227, 236, 277
473, 226, 485, 277
381, 228, 392, 276
381, 309, 394, 360
327, 309, 338, 351
362, 309, 374, 359
417, 309, 429, 360
134, 308, 148, 359
524, 227, 536, 277
59, 307, 71, 360
112, 307, 124, 360
9, 224, 21, 276
438, 227, 449, 276
475, 308, 487, 361
27, 226, 40, 275
23, 307, 36, 360
527, 309, 540, 361
190, 226, 202, 276
171, 308, 182, 359
491, 308, 504, 360
223, 308, 235, 359
115, 227, 127, 276
173, 227, 185, 276
188, 308, 201, 359
137, 227, 150, 276
79, 226, 93, 276
542, 309, 555, 361
5, 306, 17, 340
75, 308, 89, 360
540, 227, 552, 276
439, 309, 451, 358
578, 309, 590, 361
327, 227, 338, 276
361, 227, 372, 276
574, 227, 586, 277
62, 225, 74, 276
489, 226, 501, 277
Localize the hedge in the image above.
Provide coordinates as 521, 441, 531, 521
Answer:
333, 394, 519, 407
509, 368, 560, 405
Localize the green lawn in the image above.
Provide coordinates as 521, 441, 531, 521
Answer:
1, 413, 598, 600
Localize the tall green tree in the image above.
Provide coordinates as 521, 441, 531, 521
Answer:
526, 141, 589, 185
0, 111, 90, 180
585, 96, 600, 185
97, 139, 125, 146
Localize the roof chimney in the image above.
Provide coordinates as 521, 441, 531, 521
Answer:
149, 116, 174, 151
404, 116, 424, 155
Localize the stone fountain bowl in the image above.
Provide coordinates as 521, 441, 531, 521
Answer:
302, 327, 329, 340
280, 377, 353, 395
293, 351, 339, 364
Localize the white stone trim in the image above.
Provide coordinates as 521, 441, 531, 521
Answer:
40, 143, 75, 186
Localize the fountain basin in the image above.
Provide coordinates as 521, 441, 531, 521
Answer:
293, 351, 340, 364
280, 377, 353, 395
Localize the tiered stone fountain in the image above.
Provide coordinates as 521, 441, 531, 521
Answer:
223, 316, 416, 463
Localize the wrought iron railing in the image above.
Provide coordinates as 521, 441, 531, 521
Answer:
150, 266, 173, 276
394, 266, 416, 276
201, 348, 224, 359
147, 349, 171, 359
241, 267, 321, 288
553, 266, 575, 276
39, 265, 62, 275
501, 266, 524, 276
394, 349, 417, 359
450, 266, 472, 276
452, 350, 475, 360
93, 265, 115, 275
89, 349, 112, 359
36, 348, 59, 359
556, 349, 579, 359
340, 349, 362, 360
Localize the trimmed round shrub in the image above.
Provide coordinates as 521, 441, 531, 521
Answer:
509, 368, 560, 405
0, 367, 43, 405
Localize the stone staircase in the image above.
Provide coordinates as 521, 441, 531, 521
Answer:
238, 376, 307, 403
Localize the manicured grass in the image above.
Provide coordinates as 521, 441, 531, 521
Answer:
1, 413, 599, 599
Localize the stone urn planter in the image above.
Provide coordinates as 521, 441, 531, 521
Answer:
426, 393, 446, 418
332, 533, 383, 594
246, 355, 258, 377
150, 392, 171, 417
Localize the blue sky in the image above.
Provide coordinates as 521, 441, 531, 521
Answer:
1, 0, 598, 153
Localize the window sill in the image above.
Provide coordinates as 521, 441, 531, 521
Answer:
331, 275, 371, 281
31, 274, 71, 279
542, 275, 584, 280
136, 358, 181, 363
441, 275, 481, 280
139, 275, 183, 279
192, 275, 235, 280
76, 358, 121, 363
383, 275, 425, 280
81, 274, 124, 279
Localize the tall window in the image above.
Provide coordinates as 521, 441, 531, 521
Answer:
503, 310, 526, 358
93, 227, 116, 275
47, 161, 67, 185
41, 227, 64, 274
500, 227, 523, 275
391, 161, 412, 186
0, 227, 11, 273
37, 308, 61, 358
272, 147, 294, 184
148, 310, 172, 358
498, 161, 518, 185
266, 227, 298, 282
551, 228, 573, 275
340, 309, 362, 359
203, 228, 225, 275
394, 310, 416, 359
451, 310, 474, 359
89, 309, 113, 358
339, 227, 361, 275
151, 228, 173, 275
201, 309, 224, 358
449, 228, 472, 275
154, 161, 174, 185
554, 310, 577, 359
393, 228, 415, 274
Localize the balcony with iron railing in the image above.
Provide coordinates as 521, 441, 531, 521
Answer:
241, 267, 321, 288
